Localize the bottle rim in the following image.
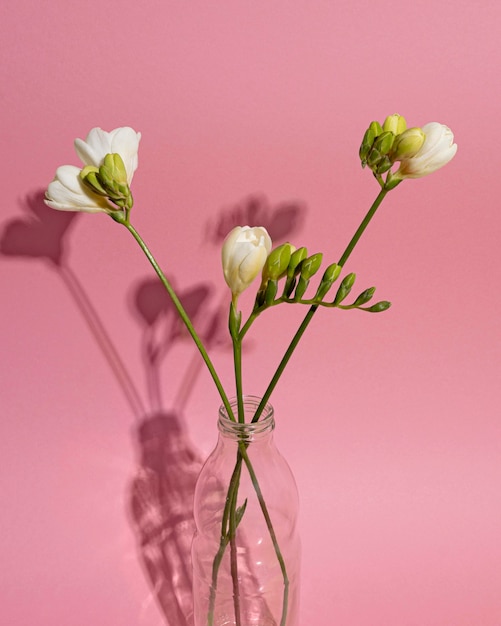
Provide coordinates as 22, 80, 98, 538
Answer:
218, 395, 275, 439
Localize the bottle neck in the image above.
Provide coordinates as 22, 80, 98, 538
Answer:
218, 396, 275, 443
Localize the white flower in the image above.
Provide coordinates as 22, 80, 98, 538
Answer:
45, 165, 111, 213
45, 127, 141, 213
74, 127, 140, 185
222, 226, 272, 297
395, 122, 457, 179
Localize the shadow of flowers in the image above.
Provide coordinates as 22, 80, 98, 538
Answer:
1, 190, 306, 626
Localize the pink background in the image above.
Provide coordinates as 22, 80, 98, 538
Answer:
1, 1, 500, 625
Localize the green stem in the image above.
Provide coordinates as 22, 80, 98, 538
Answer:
208, 441, 289, 626
207, 456, 243, 625
232, 335, 245, 423
252, 187, 389, 423
120, 219, 234, 421
252, 306, 316, 423
229, 475, 242, 626
239, 310, 259, 341
337, 187, 388, 267
239, 442, 289, 626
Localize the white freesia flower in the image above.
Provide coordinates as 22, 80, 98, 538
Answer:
74, 127, 140, 185
45, 126, 141, 213
222, 226, 272, 297
45, 165, 111, 212
395, 122, 457, 179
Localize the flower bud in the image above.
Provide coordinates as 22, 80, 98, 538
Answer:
101, 153, 128, 186
382, 114, 407, 135
333, 272, 356, 305
299, 253, 323, 280
262, 243, 295, 281
366, 131, 395, 169
365, 300, 391, 312
393, 122, 457, 180
287, 247, 308, 279
80, 153, 133, 209
392, 127, 425, 161
369, 120, 383, 136
80, 166, 108, 196
264, 279, 278, 305
314, 263, 341, 300
352, 287, 376, 307
359, 121, 383, 166
222, 226, 272, 298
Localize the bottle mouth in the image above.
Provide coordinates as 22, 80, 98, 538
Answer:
218, 395, 275, 439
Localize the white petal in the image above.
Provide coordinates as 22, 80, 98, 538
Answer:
74, 128, 112, 167
73, 126, 141, 183
109, 127, 141, 183
397, 122, 457, 179
45, 165, 110, 213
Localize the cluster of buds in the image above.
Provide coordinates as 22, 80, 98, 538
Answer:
359, 115, 457, 190
80, 153, 134, 211
254, 241, 389, 314
359, 114, 425, 188
221, 226, 390, 318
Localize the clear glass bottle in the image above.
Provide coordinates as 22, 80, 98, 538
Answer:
192, 396, 300, 626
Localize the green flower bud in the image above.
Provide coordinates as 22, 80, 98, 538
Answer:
383, 172, 403, 191
382, 114, 407, 135
102, 153, 128, 185
300, 253, 323, 280
333, 272, 356, 305
263, 243, 294, 281
374, 131, 395, 157
392, 127, 426, 161
365, 300, 391, 312
359, 129, 375, 166
98, 154, 133, 209
358, 122, 383, 167
80, 166, 109, 197
359, 120, 384, 166
370, 120, 383, 136
375, 156, 393, 175
315, 263, 341, 300
264, 279, 278, 305
294, 275, 309, 300
80, 154, 133, 210
367, 131, 395, 169
287, 247, 308, 279
352, 287, 376, 307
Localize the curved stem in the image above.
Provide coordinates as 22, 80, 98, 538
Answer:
239, 310, 259, 340
120, 219, 234, 421
252, 187, 389, 422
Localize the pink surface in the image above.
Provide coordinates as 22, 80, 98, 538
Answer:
1, 2, 500, 625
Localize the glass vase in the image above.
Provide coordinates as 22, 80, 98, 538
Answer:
192, 396, 300, 626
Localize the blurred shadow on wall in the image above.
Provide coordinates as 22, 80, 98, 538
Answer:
0, 190, 306, 626
206, 193, 305, 244
0, 190, 145, 417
